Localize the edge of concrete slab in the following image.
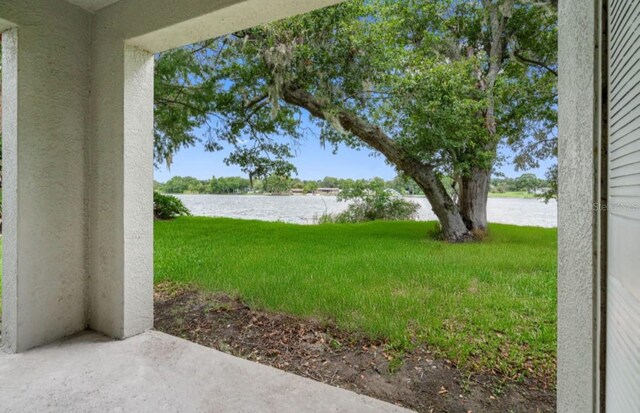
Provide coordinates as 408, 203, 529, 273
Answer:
0, 330, 414, 413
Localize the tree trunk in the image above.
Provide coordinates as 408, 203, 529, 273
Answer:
451, 1, 512, 235
409, 170, 472, 242
281, 86, 472, 242
458, 167, 491, 232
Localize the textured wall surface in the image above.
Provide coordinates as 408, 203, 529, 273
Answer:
89, 0, 346, 339
65, 0, 120, 12
102, 0, 346, 53
558, 0, 600, 411
1, 0, 349, 350
88, 36, 155, 337
0, 0, 92, 352
122, 47, 155, 337
0, 0, 345, 349
1, 29, 19, 351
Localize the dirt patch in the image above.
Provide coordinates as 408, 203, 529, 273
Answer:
154, 283, 555, 413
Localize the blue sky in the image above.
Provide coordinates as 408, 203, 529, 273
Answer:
154, 123, 554, 182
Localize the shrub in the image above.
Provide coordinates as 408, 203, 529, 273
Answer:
321, 179, 420, 223
154, 191, 191, 220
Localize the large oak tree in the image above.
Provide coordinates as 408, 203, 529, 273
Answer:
0, 4, 557, 242
153, 1, 558, 242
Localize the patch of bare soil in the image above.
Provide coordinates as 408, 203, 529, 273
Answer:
154, 284, 555, 413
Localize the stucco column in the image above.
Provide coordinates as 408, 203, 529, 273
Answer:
558, 0, 604, 411
1, 1, 92, 353
0, 0, 350, 353
89, 34, 155, 338
84, 0, 350, 342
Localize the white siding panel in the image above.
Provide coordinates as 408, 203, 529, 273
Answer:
609, 1, 640, 411
607, 277, 640, 412
610, 143, 640, 163
610, 3, 640, 81
611, 38, 640, 88
610, 172, 640, 186
610, 128, 640, 153
610, 103, 640, 136
609, 185, 640, 197
609, 204, 640, 221
608, 216, 640, 301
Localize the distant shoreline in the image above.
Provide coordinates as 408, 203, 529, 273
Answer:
167, 192, 546, 200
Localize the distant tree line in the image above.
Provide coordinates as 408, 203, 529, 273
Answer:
156, 173, 552, 198
156, 176, 252, 194
155, 175, 424, 195
490, 173, 552, 195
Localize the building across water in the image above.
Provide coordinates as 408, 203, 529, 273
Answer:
315, 188, 341, 195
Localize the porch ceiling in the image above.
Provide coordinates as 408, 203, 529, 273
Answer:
65, 0, 121, 12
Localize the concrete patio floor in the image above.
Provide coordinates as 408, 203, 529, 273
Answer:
0, 330, 413, 412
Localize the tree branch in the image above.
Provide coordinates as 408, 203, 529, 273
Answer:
155, 97, 203, 113
245, 94, 269, 110
513, 52, 558, 77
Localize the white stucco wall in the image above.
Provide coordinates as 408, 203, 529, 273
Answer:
0, 0, 93, 352
88, 0, 347, 340
99, 0, 345, 54
88, 36, 155, 337
558, 0, 602, 411
0, 19, 13, 32
66, 0, 121, 12
1, 28, 18, 352
0, 0, 354, 353
2, 0, 347, 350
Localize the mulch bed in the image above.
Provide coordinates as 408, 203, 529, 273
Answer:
154, 283, 555, 413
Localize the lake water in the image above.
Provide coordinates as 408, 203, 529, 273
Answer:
176, 194, 558, 228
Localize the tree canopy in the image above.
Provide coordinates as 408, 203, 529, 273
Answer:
155, 2, 556, 169
153, 0, 557, 241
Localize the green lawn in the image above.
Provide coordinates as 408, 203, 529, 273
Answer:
155, 217, 557, 382
488, 191, 537, 199
0, 243, 2, 316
